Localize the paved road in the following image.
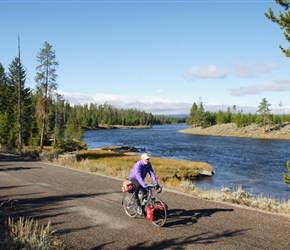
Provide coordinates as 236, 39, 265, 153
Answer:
1, 153, 290, 250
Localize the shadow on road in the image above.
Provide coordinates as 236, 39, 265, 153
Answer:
0, 153, 41, 171
165, 208, 234, 227
0, 153, 37, 162
1, 191, 117, 222
92, 228, 250, 250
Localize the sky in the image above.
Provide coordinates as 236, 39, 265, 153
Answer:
1, 0, 290, 115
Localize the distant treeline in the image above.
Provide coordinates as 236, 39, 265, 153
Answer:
69, 103, 186, 128
186, 100, 290, 130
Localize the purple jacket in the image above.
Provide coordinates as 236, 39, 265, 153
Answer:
129, 160, 158, 188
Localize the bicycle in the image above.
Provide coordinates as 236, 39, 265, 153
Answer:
122, 185, 167, 227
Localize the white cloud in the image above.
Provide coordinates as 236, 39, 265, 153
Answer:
230, 79, 290, 96
57, 90, 262, 115
58, 91, 192, 115
185, 64, 229, 81
184, 63, 277, 81
232, 63, 277, 78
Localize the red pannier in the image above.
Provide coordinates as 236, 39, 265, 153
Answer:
122, 180, 134, 192
154, 201, 167, 219
146, 205, 155, 222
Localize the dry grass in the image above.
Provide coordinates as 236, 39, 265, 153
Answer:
0, 216, 65, 250
180, 123, 290, 140
184, 185, 290, 215
69, 149, 214, 185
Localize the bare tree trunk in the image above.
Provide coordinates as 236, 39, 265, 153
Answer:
40, 119, 45, 149
18, 35, 23, 152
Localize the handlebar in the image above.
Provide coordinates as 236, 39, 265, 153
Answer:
146, 185, 162, 194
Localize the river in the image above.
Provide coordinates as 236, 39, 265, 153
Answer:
84, 123, 290, 200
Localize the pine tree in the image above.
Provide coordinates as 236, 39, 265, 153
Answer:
265, 1, 290, 56
0, 63, 8, 113
186, 102, 198, 126
7, 56, 27, 147
265, 1, 290, 185
283, 161, 290, 184
257, 98, 272, 133
35, 41, 59, 149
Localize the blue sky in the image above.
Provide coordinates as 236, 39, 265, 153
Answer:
1, 0, 290, 115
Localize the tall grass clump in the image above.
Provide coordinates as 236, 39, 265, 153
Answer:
196, 185, 290, 215
0, 216, 64, 250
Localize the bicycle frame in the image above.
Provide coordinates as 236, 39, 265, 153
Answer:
122, 185, 167, 227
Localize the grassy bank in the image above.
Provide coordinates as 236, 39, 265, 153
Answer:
56, 149, 214, 187
180, 123, 290, 140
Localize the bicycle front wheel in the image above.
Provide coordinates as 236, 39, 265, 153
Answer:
152, 199, 167, 227
122, 192, 138, 218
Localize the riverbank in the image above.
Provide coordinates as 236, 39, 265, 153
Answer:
83, 124, 152, 130
180, 123, 290, 140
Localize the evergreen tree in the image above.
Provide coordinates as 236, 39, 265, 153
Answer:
265, 1, 290, 56
257, 98, 272, 133
196, 102, 205, 127
0, 63, 9, 144
266, 2, 290, 184
0, 63, 8, 113
7, 57, 27, 147
35, 41, 59, 149
284, 161, 290, 184
186, 102, 198, 126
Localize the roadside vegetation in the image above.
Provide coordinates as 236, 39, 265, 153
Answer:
0, 208, 65, 250
38, 149, 290, 216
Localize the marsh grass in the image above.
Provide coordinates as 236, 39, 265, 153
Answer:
76, 149, 214, 180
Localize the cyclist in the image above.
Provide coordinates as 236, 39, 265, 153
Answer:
129, 153, 159, 207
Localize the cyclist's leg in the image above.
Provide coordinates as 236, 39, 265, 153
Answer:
130, 178, 141, 198
130, 178, 141, 206
140, 187, 148, 198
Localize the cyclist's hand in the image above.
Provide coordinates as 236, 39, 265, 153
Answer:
154, 184, 160, 190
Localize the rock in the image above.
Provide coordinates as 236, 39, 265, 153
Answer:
199, 170, 215, 177
104, 146, 146, 153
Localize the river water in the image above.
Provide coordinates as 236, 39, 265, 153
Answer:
84, 123, 290, 200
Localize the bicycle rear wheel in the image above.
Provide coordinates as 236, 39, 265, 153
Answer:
122, 192, 138, 218
152, 199, 167, 227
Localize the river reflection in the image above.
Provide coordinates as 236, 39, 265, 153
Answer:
84, 123, 290, 200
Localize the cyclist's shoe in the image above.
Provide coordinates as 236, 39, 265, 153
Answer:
141, 208, 146, 217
